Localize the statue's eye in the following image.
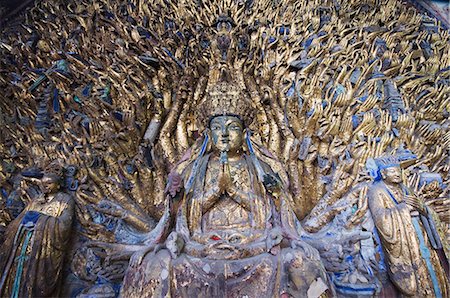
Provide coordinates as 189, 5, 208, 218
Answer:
229, 125, 241, 131
211, 125, 221, 130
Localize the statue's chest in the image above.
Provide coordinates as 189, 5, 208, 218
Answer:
36, 198, 66, 217
203, 161, 253, 231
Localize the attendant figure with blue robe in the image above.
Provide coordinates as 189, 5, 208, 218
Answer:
0, 173, 74, 298
368, 156, 449, 297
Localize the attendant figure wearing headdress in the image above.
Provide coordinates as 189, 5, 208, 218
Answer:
0, 173, 75, 298
368, 156, 449, 297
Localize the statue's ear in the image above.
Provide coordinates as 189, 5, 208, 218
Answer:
380, 169, 386, 180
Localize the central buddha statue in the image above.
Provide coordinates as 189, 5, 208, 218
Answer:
119, 69, 332, 298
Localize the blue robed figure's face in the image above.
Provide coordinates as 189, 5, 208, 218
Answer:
380, 166, 402, 184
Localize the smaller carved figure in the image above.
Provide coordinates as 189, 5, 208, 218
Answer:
0, 172, 75, 298
368, 156, 449, 297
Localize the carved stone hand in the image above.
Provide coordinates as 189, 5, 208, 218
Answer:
218, 163, 233, 195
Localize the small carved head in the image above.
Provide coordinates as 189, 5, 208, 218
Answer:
380, 166, 402, 184
374, 155, 402, 184
39, 173, 62, 194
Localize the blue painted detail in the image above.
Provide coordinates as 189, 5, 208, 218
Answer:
286, 82, 295, 97
106, 220, 116, 231
352, 115, 360, 128
138, 27, 152, 39
304, 37, 314, 48
332, 274, 378, 295
11, 229, 33, 298
392, 127, 399, 137
334, 283, 376, 295
246, 131, 254, 155
350, 68, 361, 84
162, 47, 185, 69
278, 26, 290, 34
30, 68, 46, 74
185, 133, 209, 193
125, 164, 135, 174
372, 72, 385, 79
66, 177, 79, 191
200, 133, 209, 156
21, 211, 40, 224
358, 95, 368, 102
296, 85, 303, 110
73, 95, 82, 104
53, 88, 60, 113
200, 39, 210, 49
10, 73, 22, 85
268, 36, 276, 43
101, 83, 112, 105
372, 229, 387, 272
419, 173, 443, 189
55, 59, 70, 75
1, 188, 8, 199
113, 111, 123, 121
82, 84, 92, 97
335, 84, 345, 95
412, 217, 442, 298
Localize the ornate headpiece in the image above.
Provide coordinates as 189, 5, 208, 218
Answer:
198, 66, 255, 127
374, 156, 400, 170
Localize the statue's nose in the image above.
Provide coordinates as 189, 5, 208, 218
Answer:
221, 127, 229, 137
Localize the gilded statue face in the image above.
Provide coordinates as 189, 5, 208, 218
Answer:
381, 167, 402, 184
40, 175, 60, 194
210, 115, 244, 154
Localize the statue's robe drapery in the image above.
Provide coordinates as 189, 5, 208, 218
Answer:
0, 192, 74, 298
368, 181, 448, 297
121, 148, 331, 298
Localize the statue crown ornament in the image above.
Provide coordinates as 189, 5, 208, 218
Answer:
198, 65, 256, 130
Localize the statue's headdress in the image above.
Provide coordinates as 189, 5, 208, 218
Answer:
374, 156, 400, 170
198, 65, 255, 128
366, 149, 417, 181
